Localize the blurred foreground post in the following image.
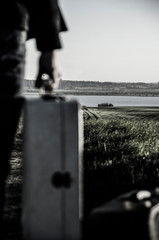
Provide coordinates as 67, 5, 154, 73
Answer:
22, 96, 83, 240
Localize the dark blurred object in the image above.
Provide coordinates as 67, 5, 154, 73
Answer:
84, 189, 159, 240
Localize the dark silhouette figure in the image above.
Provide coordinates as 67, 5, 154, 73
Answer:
0, 0, 67, 235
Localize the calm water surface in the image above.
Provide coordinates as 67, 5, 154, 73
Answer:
26, 94, 159, 107
67, 95, 159, 107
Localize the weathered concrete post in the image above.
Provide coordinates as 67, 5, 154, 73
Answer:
22, 96, 83, 240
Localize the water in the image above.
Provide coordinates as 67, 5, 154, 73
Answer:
67, 95, 159, 107
25, 94, 159, 107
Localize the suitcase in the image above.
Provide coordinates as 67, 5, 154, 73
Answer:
149, 197, 159, 240
84, 189, 159, 240
22, 95, 83, 240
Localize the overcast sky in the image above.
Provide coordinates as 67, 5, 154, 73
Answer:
25, 0, 159, 83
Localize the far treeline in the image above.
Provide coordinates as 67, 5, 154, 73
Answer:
58, 80, 159, 96
24, 79, 159, 96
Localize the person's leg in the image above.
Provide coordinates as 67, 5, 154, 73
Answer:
0, 29, 26, 234
0, 29, 26, 97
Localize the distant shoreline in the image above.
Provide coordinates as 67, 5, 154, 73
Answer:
24, 89, 159, 97
24, 79, 159, 97
56, 90, 159, 97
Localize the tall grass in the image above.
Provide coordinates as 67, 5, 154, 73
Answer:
14, 108, 159, 215
83, 108, 159, 214
84, 118, 159, 170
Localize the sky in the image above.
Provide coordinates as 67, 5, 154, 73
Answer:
24, 0, 159, 83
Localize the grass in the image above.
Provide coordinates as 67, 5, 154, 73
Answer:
13, 107, 159, 217
84, 107, 159, 169
83, 107, 159, 215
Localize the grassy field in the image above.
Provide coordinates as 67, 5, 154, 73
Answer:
83, 107, 159, 215
2, 105, 159, 240
11, 107, 159, 219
